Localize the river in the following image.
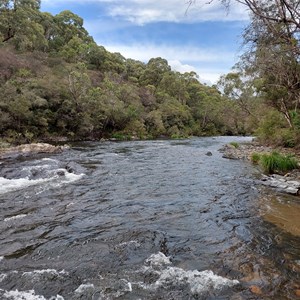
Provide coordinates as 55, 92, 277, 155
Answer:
0, 137, 299, 299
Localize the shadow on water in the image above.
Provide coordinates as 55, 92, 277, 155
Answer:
0, 137, 299, 299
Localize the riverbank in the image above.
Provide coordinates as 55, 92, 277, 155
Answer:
220, 139, 300, 161
220, 140, 300, 195
220, 141, 273, 161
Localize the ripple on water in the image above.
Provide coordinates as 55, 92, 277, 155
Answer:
0, 137, 298, 299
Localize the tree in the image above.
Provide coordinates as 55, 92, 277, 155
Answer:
158, 72, 189, 105
67, 62, 91, 112
140, 57, 171, 86
50, 10, 93, 51
124, 58, 146, 82
190, 0, 300, 130
0, 0, 46, 50
217, 72, 259, 120
240, 1, 300, 129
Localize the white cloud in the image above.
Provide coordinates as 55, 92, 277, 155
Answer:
42, 0, 249, 24
168, 60, 196, 73
104, 43, 234, 84
104, 43, 233, 63
168, 60, 217, 85
108, 0, 249, 24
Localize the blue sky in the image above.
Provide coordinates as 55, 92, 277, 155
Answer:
41, 0, 250, 84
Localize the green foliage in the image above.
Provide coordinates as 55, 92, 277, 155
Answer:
229, 142, 239, 148
0, 4, 260, 143
259, 152, 298, 174
255, 110, 293, 146
250, 152, 261, 164
0, 0, 47, 50
111, 132, 131, 141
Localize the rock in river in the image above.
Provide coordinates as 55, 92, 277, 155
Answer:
0, 143, 69, 159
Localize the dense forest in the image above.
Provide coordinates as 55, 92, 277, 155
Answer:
0, 0, 299, 146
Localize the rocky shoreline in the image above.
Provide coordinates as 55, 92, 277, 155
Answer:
0, 143, 69, 159
219, 142, 273, 161
220, 141, 300, 195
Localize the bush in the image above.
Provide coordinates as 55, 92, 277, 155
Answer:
259, 151, 298, 174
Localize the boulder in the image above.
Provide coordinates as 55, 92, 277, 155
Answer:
0, 143, 69, 159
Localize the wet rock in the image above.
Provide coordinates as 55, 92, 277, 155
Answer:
205, 151, 212, 156
249, 285, 262, 295
56, 170, 65, 176
160, 238, 169, 256
261, 174, 300, 195
65, 165, 74, 173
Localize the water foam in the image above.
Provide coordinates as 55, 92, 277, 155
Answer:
22, 269, 68, 278
141, 252, 239, 296
118, 240, 141, 248
2, 289, 64, 300
41, 158, 57, 162
0, 177, 50, 194
0, 273, 7, 282
4, 214, 27, 222
145, 252, 172, 267
74, 283, 95, 294
155, 267, 239, 295
0, 172, 84, 195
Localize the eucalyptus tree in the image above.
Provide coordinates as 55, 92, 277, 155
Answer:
189, 0, 300, 130
0, 0, 47, 50
51, 10, 93, 51
140, 57, 171, 87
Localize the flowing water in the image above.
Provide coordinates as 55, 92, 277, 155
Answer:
0, 137, 299, 300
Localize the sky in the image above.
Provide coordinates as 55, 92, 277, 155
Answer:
41, 0, 250, 85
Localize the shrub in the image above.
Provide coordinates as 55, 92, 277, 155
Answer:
259, 151, 298, 174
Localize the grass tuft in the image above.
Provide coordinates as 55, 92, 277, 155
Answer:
259, 151, 298, 174
251, 152, 261, 164
229, 142, 239, 148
